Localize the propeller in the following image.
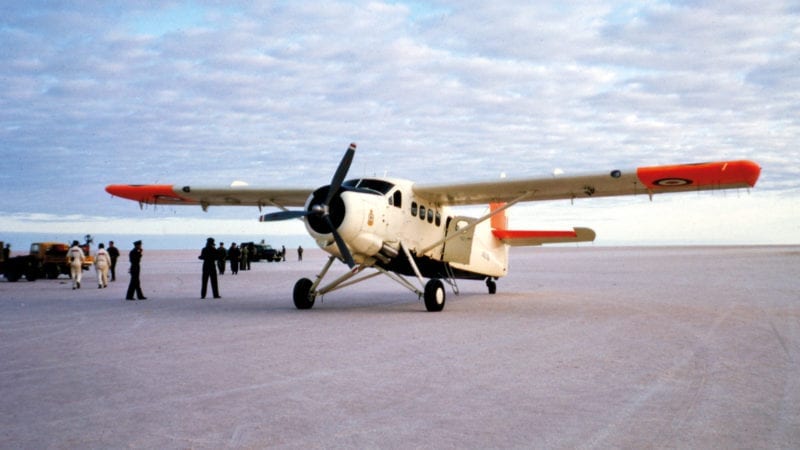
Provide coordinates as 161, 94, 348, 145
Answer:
260, 143, 357, 268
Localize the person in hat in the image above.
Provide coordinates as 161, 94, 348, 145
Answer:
199, 237, 221, 299
67, 240, 86, 289
126, 240, 147, 300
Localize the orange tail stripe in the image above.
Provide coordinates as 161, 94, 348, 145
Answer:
636, 160, 760, 189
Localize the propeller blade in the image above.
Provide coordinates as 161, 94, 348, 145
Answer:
259, 210, 310, 222
324, 142, 356, 206
326, 215, 355, 268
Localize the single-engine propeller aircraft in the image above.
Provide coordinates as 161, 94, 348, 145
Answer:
106, 143, 760, 311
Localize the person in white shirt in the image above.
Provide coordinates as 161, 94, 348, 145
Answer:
94, 243, 111, 288
67, 241, 86, 289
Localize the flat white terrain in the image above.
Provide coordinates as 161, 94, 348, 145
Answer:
1, 246, 798, 448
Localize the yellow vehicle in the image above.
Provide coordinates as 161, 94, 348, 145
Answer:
1, 237, 95, 281
29, 241, 94, 279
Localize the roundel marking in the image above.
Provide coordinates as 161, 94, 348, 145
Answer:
653, 178, 693, 187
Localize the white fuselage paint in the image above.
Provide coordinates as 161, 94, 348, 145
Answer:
305, 178, 508, 279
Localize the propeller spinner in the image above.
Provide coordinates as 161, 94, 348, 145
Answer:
259, 143, 358, 268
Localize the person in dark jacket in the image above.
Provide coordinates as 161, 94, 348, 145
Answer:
217, 242, 226, 275
228, 243, 240, 275
107, 241, 120, 281
126, 240, 147, 300
199, 237, 221, 299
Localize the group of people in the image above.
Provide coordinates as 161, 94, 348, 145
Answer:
66, 240, 121, 290
66, 239, 145, 300
64, 238, 302, 302
213, 241, 254, 275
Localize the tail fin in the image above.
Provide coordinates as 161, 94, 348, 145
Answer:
490, 202, 507, 230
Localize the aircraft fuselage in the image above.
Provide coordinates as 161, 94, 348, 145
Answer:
306, 177, 508, 280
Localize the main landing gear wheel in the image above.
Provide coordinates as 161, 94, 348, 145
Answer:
486, 279, 497, 294
424, 279, 446, 312
293, 278, 316, 310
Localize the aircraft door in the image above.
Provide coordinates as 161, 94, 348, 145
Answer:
443, 216, 475, 264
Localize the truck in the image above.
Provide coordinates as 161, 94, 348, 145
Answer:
240, 242, 284, 262
1, 238, 94, 282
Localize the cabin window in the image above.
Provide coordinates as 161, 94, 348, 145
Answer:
393, 190, 402, 209
419, 205, 426, 221
435, 211, 442, 227
411, 202, 418, 217
427, 208, 434, 223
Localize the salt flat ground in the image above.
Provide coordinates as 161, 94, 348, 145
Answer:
1, 246, 798, 449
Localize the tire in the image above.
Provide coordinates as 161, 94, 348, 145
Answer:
25, 269, 38, 282
486, 279, 496, 294
424, 279, 446, 312
45, 264, 59, 279
293, 278, 316, 310
5, 271, 20, 282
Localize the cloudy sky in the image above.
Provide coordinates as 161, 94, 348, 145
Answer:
1, 1, 798, 249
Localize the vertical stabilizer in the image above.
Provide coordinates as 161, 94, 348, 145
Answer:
490, 202, 507, 230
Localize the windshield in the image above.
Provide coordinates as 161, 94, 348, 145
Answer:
343, 179, 395, 195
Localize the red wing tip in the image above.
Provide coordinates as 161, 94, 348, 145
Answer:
637, 160, 761, 188
105, 184, 187, 203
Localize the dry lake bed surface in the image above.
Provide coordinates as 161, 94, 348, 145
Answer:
1, 245, 798, 449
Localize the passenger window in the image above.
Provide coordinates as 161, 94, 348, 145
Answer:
435, 211, 441, 227
419, 205, 426, 221
411, 202, 417, 217
393, 190, 402, 209
427, 208, 434, 223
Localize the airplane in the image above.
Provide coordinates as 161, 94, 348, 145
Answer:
106, 143, 760, 312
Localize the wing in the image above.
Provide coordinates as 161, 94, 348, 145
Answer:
413, 160, 760, 206
105, 184, 312, 209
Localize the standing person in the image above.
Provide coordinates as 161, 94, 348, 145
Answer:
217, 242, 226, 275
67, 240, 86, 289
126, 240, 147, 300
228, 243, 240, 275
281, 245, 286, 262
199, 237, 221, 299
241, 244, 249, 271
107, 241, 120, 281
94, 243, 111, 288
297, 245, 303, 261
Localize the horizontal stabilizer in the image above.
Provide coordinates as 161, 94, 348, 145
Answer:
492, 227, 596, 246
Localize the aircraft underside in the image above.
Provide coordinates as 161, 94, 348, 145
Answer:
377, 253, 488, 281
292, 244, 498, 313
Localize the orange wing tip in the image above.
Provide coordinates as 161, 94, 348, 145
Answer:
637, 160, 761, 189
105, 184, 193, 204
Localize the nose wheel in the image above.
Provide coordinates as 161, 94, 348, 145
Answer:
293, 278, 316, 309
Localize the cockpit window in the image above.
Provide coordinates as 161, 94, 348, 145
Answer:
343, 179, 395, 195
392, 190, 402, 208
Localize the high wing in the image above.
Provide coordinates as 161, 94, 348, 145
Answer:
104, 184, 312, 209
413, 160, 761, 206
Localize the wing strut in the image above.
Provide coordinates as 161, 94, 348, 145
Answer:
417, 192, 533, 255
